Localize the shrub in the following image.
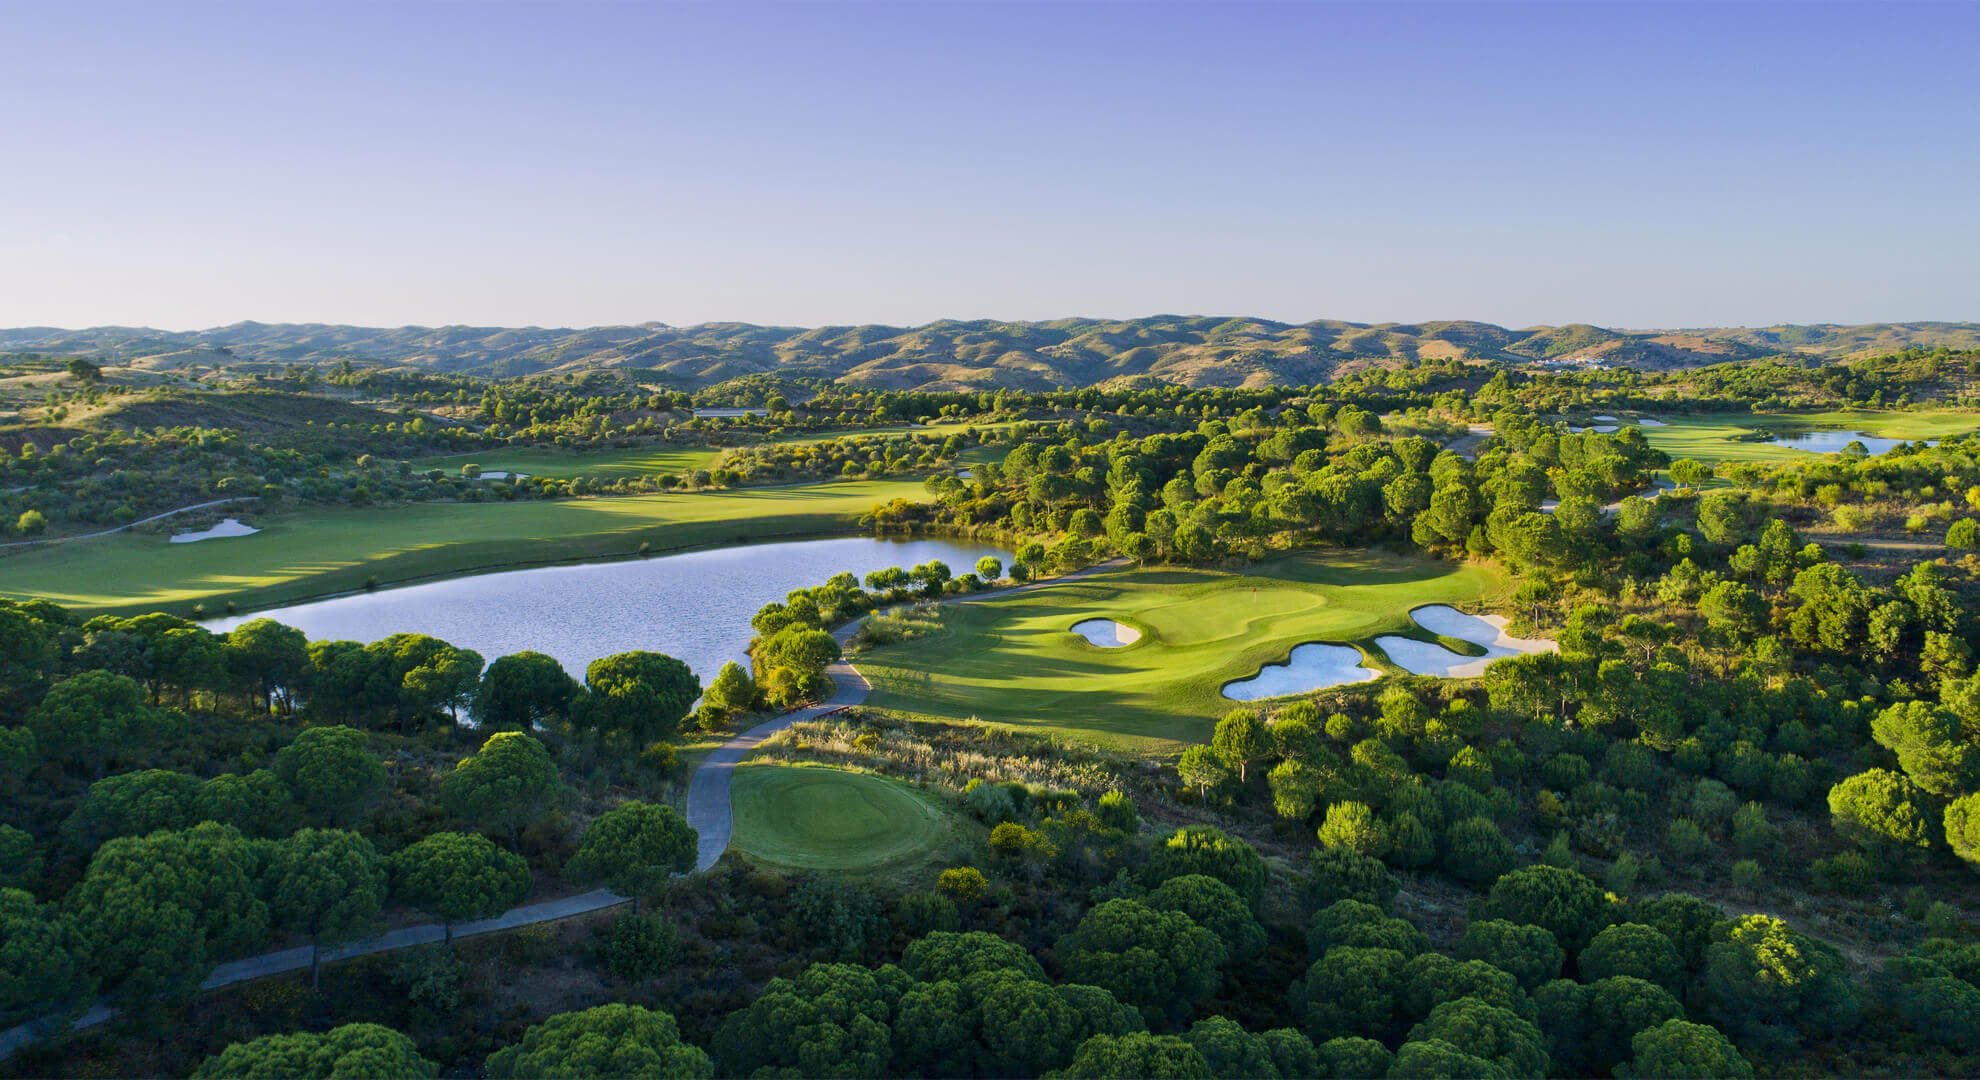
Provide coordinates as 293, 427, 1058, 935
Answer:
602, 911, 679, 980
937, 866, 987, 903
1306, 848, 1399, 911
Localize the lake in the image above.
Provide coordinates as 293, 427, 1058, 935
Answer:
1768, 429, 1936, 455
203, 536, 1010, 686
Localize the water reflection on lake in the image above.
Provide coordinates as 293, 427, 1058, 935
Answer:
204, 536, 1011, 684
1768, 430, 1936, 455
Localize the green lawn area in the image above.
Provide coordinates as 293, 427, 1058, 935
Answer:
407, 426, 931, 480
411, 444, 725, 479
858, 549, 1508, 755
728, 764, 957, 875
0, 477, 928, 617
1641, 409, 1980, 464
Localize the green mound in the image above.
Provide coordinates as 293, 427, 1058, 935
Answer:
729, 765, 950, 872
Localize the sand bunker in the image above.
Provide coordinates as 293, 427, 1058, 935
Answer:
1071, 619, 1141, 647
1638, 418, 1668, 427
171, 518, 260, 543
1375, 605, 1557, 678
1223, 643, 1380, 701
1592, 414, 1619, 422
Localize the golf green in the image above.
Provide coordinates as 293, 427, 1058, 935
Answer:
1640, 409, 1979, 464
728, 765, 951, 871
858, 549, 1508, 753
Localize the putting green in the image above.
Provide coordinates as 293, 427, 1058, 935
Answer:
858, 549, 1508, 754
0, 477, 929, 616
729, 765, 950, 871
1640, 410, 1979, 464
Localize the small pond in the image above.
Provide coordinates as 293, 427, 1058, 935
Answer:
1767, 429, 1935, 455
1070, 619, 1140, 648
1222, 643, 1379, 701
1376, 605, 1558, 678
204, 536, 1011, 686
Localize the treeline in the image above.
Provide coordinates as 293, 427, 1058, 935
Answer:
900, 406, 1659, 572
0, 589, 785, 1077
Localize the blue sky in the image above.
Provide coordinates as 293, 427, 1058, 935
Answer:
2, 1, 1974, 330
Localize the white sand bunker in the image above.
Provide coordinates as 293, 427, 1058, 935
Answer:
1375, 605, 1558, 678
1592, 414, 1619, 422
1223, 643, 1380, 701
1071, 618, 1141, 647
1638, 418, 1668, 427
171, 518, 260, 543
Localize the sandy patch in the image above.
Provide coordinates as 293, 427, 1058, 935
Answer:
1070, 618, 1141, 647
1222, 643, 1379, 701
1375, 604, 1557, 678
171, 517, 260, 543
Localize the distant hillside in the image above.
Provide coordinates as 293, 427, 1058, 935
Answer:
4, 317, 1977, 391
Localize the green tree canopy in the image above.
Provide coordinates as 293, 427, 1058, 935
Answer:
274, 725, 386, 826
1405, 996, 1548, 1079
1827, 768, 1933, 855
704, 661, 756, 714
0, 887, 91, 1027
579, 651, 699, 747
191, 1023, 437, 1080
712, 962, 907, 1078
1475, 865, 1615, 952
1704, 914, 1859, 1050
269, 828, 386, 987
223, 618, 309, 711
485, 1003, 713, 1079
1210, 709, 1268, 782
196, 770, 302, 840
476, 650, 578, 731
1870, 701, 1980, 798
61, 768, 201, 852
1147, 874, 1266, 961
563, 801, 697, 914
1580, 923, 1683, 994
1142, 826, 1267, 911
1292, 946, 1407, 1042
1058, 898, 1224, 1026
30, 670, 172, 777
900, 929, 1046, 983
1048, 1032, 1213, 1079
440, 731, 562, 848
68, 822, 270, 1014
388, 832, 530, 944
1620, 1019, 1753, 1080
1457, 920, 1563, 991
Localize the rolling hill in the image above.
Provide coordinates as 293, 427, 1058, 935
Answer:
4, 317, 1977, 391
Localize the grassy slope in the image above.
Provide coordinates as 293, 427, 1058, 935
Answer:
410, 444, 726, 478
727, 763, 955, 875
1641, 409, 1980, 463
408, 425, 955, 479
0, 477, 928, 616
858, 549, 1507, 754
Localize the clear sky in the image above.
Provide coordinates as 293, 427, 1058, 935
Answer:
2, 1, 1975, 331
